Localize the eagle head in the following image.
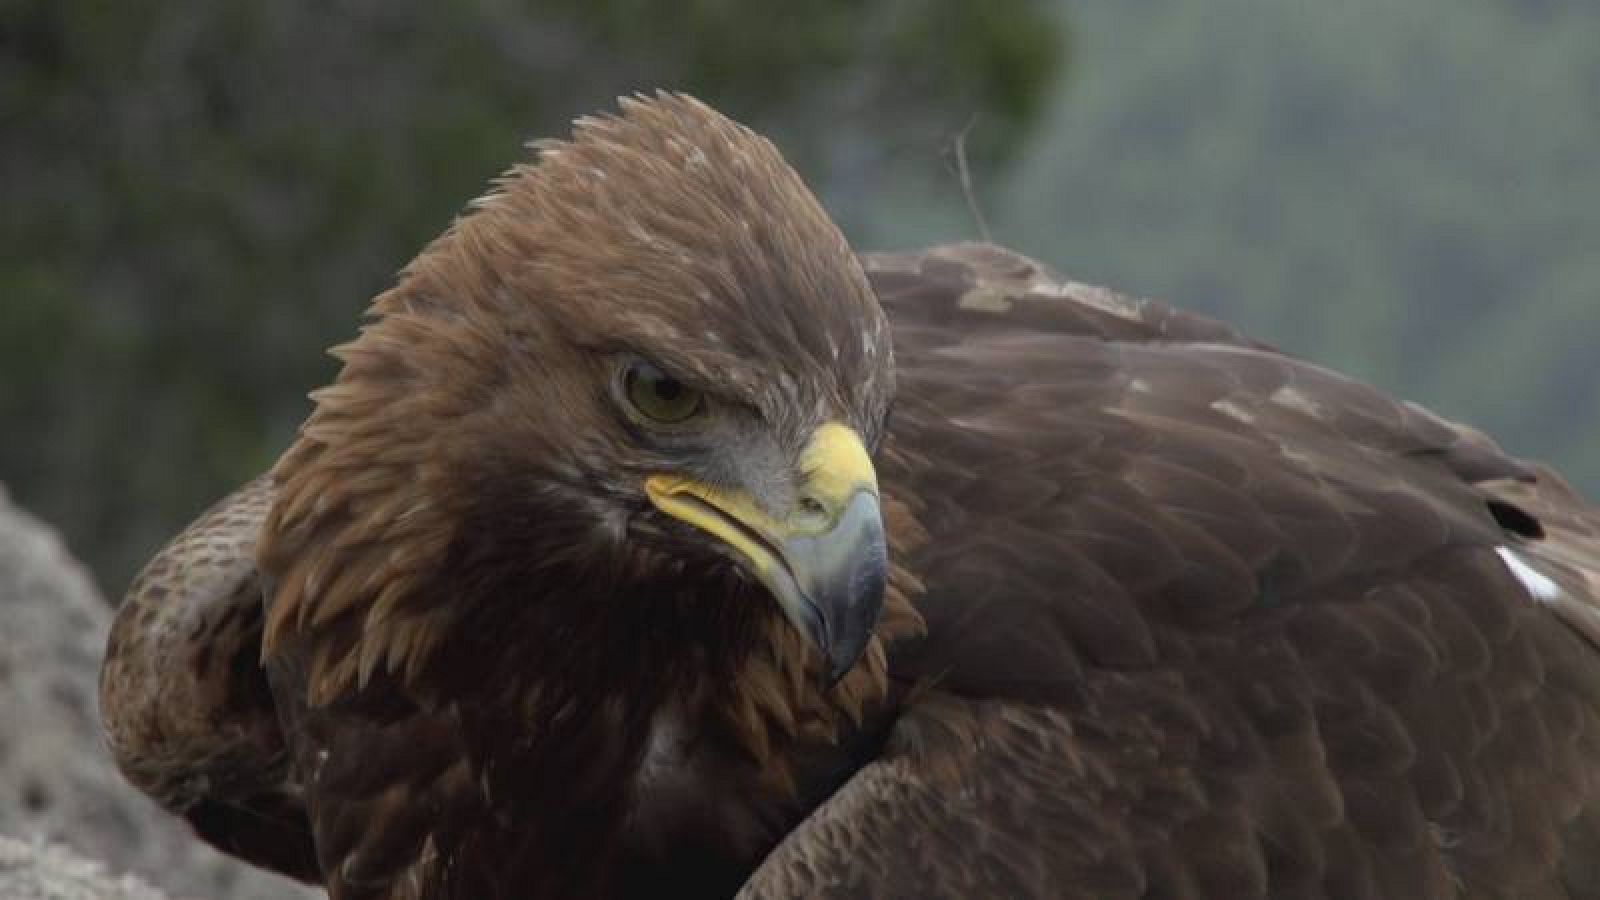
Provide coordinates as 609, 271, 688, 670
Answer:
257, 93, 897, 707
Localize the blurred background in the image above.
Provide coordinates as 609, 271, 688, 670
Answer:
4, 0, 1598, 601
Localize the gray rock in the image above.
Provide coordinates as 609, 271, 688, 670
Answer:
0, 484, 319, 899
0, 836, 170, 900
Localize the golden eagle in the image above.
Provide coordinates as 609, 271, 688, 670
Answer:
101, 94, 1600, 899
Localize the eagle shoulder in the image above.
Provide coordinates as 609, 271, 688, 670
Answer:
99, 475, 320, 882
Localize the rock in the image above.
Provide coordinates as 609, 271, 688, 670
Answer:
0, 836, 170, 900
0, 484, 319, 899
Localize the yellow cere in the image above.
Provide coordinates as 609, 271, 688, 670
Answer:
798, 423, 879, 507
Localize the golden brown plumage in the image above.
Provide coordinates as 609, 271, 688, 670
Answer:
101, 95, 1600, 899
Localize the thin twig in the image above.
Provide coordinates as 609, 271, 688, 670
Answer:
947, 115, 992, 243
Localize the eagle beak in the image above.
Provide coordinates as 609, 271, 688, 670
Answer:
645, 423, 887, 684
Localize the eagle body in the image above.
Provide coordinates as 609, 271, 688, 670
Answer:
100, 96, 1600, 899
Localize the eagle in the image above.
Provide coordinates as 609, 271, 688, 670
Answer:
100, 93, 1600, 899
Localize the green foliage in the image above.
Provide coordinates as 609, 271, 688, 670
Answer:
0, 0, 1064, 592
988, 0, 1600, 497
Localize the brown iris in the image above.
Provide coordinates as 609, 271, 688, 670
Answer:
623, 360, 703, 424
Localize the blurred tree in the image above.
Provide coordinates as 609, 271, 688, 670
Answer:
990, 0, 1600, 499
0, 0, 1065, 593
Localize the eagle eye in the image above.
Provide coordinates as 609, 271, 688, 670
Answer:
622, 359, 704, 425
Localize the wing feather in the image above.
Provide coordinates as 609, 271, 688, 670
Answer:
99, 476, 320, 882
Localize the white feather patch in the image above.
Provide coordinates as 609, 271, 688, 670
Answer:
1495, 546, 1562, 603
1211, 398, 1257, 423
